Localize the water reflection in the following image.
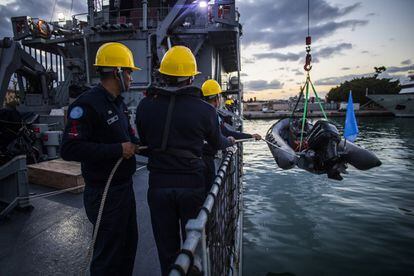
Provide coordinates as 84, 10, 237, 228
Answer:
242, 118, 414, 275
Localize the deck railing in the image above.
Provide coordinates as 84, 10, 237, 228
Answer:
170, 146, 243, 276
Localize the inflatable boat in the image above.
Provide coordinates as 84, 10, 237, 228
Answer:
265, 118, 381, 180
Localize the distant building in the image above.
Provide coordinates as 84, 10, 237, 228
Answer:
243, 102, 263, 111
339, 102, 360, 111
243, 98, 339, 112
270, 100, 289, 111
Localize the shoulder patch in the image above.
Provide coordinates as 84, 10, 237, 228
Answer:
69, 106, 84, 119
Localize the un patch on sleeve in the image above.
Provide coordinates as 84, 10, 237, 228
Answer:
69, 106, 84, 119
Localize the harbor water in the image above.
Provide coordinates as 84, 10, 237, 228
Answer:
242, 118, 414, 276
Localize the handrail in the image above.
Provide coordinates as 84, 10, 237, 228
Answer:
170, 146, 242, 276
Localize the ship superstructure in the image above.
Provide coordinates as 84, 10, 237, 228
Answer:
0, 1, 244, 275
367, 74, 414, 117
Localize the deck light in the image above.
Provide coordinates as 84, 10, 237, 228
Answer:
199, 1, 208, 8
57, 13, 65, 22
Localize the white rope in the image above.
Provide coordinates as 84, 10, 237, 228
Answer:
2, 157, 147, 218
1, 154, 145, 275
136, 165, 147, 172
261, 138, 299, 158
0, 184, 85, 218
83, 153, 146, 273
83, 157, 123, 274
234, 138, 256, 143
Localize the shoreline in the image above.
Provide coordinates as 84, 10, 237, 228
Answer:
242, 110, 394, 119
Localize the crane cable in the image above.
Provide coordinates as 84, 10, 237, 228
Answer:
50, 0, 59, 22
297, 0, 329, 151
307, 0, 310, 37
69, 0, 74, 20
49, 0, 73, 22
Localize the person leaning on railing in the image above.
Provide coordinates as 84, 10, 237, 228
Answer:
201, 79, 261, 194
135, 46, 233, 276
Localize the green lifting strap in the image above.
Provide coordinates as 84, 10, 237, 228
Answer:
299, 79, 310, 150
298, 74, 329, 150
309, 78, 328, 120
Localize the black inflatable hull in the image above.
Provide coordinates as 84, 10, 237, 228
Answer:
339, 140, 382, 170
265, 118, 381, 177
265, 118, 298, 169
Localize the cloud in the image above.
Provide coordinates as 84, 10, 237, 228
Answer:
401, 59, 412, 65
242, 57, 255, 64
384, 73, 405, 80
315, 73, 372, 86
314, 64, 414, 86
0, 0, 86, 37
242, 20, 367, 49
253, 43, 352, 63
386, 65, 414, 73
245, 79, 284, 91
238, 0, 367, 49
292, 69, 303, 76
377, 72, 409, 82
253, 52, 301, 61
315, 43, 352, 58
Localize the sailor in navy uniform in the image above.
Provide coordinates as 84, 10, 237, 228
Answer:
61, 42, 140, 276
201, 79, 261, 193
135, 46, 233, 275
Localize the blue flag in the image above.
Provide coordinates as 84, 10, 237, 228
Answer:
344, 91, 359, 142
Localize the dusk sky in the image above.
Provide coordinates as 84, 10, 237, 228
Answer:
238, 0, 414, 100
0, 0, 413, 100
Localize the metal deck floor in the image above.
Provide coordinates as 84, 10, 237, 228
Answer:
0, 168, 161, 275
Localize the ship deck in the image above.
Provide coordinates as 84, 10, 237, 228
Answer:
0, 163, 161, 275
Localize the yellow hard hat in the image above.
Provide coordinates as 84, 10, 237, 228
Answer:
159, 46, 200, 77
94, 42, 140, 70
225, 99, 234, 105
202, 79, 222, 97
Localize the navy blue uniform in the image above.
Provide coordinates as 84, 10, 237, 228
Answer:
202, 114, 252, 193
61, 84, 138, 276
136, 85, 228, 275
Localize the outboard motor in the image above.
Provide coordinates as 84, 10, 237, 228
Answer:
306, 120, 344, 180
265, 118, 380, 180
